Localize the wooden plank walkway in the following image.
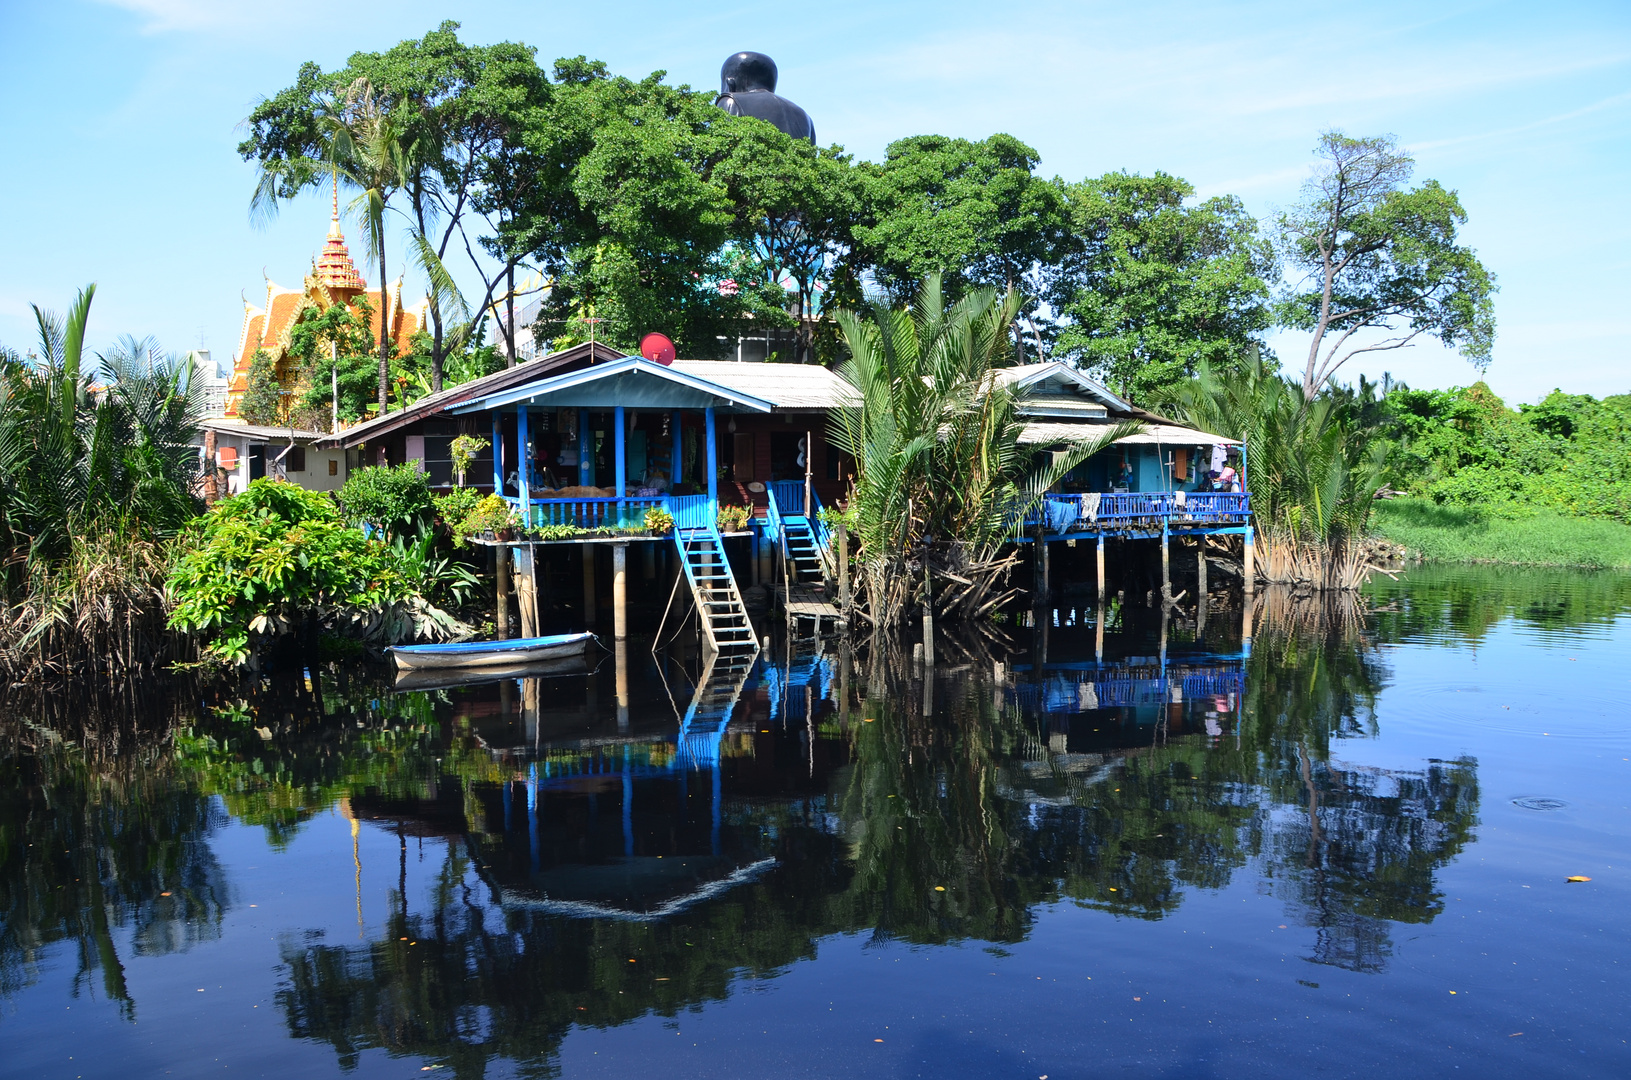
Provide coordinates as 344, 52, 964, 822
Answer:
775, 583, 843, 634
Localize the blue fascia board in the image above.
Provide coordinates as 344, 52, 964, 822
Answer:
450, 357, 775, 415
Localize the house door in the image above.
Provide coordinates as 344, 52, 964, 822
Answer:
248, 445, 266, 481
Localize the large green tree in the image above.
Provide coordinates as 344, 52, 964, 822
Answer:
1278, 132, 1497, 400
849, 133, 1071, 350
1051, 171, 1275, 402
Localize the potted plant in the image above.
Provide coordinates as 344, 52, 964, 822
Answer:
449, 434, 490, 489
644, 506, 675, 536
717, 504, 750, 532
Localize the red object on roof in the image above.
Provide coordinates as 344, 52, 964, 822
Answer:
640, 332, 676, 366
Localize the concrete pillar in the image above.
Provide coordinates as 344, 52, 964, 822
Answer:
612, 542, 628, 641
1197, 541, 1208, 600
515, 546, 538, 637
202, 429, 218, 505
582, 545, 597, 625
615, 639, 630, 731
1095, 603, 1105, 663
1096, 535, 1106, 604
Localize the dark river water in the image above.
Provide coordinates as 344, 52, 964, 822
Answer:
3, 566, 1629, 1079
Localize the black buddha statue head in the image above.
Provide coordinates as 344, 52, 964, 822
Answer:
721, 51, 778, 95
714, 51, 815, 143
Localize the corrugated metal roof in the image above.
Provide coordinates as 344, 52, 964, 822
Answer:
316, 341, 628, 447
669, 361, 858, 409
200, 418, 328, 441
1019, 421, 1238, 447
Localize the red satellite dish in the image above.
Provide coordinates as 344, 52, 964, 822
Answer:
640, 332, 676, 365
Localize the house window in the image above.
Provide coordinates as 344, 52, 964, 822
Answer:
286, 446, 306, 473
328, 458, 339, 477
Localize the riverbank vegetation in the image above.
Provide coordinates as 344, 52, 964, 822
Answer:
0, 288, 205, 677
1371, 499, 1631, 570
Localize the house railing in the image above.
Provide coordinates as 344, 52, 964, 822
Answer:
1026, 490, 1252, 533
506, 494, 709, 531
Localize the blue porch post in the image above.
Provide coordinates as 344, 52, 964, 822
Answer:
491, 413, 503, 493
671, 410, 683, 492
704, 407, 718, 509
613, 405, 627, 507
517, 406, 531, 525
578, 408, 592, 487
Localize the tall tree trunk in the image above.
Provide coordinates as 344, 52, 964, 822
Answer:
504, 261, 518, 367
430, 301, 445, 394
377, 232, 390, 414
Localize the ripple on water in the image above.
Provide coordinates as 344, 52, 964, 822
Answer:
1511, 796, 1569, 812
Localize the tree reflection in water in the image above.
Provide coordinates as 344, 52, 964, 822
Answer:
0, 590, 1486, 1076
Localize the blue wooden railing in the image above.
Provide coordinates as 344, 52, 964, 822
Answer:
1026, 490, 1252, 534
505, 494, 712, 531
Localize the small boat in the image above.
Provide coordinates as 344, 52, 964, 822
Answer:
392, 653, 591, 692
387, 632, 597, 672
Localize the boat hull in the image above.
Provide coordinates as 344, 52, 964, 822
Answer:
387, 632, 596, 672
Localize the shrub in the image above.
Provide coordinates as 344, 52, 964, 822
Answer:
167, 479, 408, 664
337, 463, 434, 538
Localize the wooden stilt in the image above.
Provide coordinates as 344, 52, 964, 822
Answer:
1197, 541, 1208, 600
1160, 522, 1171, 604
612, 542, 628, 642
496, 545, 512, 638
921, 562, 934, 668
837, 521, 851, 615
1095, 603, 1105, 663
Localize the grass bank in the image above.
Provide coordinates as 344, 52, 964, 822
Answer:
1372, 497, 1631, 570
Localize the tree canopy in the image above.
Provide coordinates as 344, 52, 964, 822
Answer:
239, 28, 1497, 413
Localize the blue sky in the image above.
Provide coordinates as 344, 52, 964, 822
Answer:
1, 0, 1625, 402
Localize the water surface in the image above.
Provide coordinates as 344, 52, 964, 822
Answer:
2, 566, 1629, 1078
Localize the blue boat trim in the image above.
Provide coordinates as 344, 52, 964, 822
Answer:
389, 633, 595, 656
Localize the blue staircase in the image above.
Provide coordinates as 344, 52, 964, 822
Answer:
676, 647, 758, 768
673, 522, 757, 657
767, 482, 830, 586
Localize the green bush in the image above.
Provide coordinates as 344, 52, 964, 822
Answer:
337, 463, 434, 538
167, 480, 408, 664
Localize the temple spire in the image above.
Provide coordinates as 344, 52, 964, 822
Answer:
328, 172, 342, 239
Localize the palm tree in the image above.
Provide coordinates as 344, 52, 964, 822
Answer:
1, 292, 203, 673
1166, 356, 1386, 588
831, 274, 1137, 626
251, 79, 410, 413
